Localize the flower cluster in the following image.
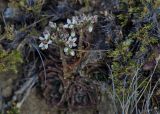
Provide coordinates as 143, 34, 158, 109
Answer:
38, 14, 98, 56
63, 14, 98, 32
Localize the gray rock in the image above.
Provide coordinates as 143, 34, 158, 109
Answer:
0, 96, 2, 110
2, 86, 12, 97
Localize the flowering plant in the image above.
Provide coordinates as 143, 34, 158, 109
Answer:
38, 14, 98, 56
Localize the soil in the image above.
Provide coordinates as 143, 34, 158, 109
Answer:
0, 72, 115, 114
20, 88, 115, 114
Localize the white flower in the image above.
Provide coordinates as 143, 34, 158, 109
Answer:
72, 16, 78, 24
70, 50, 75, 56
39, 39, 52, 50
63, 24, 74, 29
67, 19, 72, 24
63, 19, 74, 29
43, 30, 50, 40
69, 25, 74, 29
49, 21, 57, 28
64, 47, 75, 56
71, 30, 76, 37
39, 31, 52, 50
88, 24, 93, 32
66, 36, 77, 48
39, 36, 45, 40
64, 47, 69, 54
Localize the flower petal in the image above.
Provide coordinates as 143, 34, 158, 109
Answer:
69, 24, 74, 29
71, 30, 76, 37
64, 47, 69, 53
39, 36, 44, 41
70, 50, 75, 56
88, 24, 93, 32
39, 43, 44, 48
63, 24, 69, 28
44, 44, 48, 49
49, 21, 56, 28
43, 31, 50, 40
67, 19, 71, 24
72, 42, 77, 47
72, 17, 77, 24
68, 36, 72, 41
72, 37, 77, 42
44, 34, 49, 40
48, 40, 52, 44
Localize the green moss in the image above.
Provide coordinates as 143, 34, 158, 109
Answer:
0, 49, 23, 73
107, 21, 159, 99
116, 0, 146, 27
8, 0, 44, 14
6, 106, 20, 114
129, 23, 158, 55
4, 24, 15, 40
117, 14, 129, 27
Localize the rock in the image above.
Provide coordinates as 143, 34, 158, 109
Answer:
0, 0, 7, 13
20, 88, 115, 114
3, 7, 24, 22
0, 75, 14, 94
0, 96, 2, 110
2, 86, 12, 97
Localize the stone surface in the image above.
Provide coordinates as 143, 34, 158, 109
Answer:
2, 86, 12, 98
0, 72, 18, 98
20, 88, 115, 114
0, 73, 115, 114
0, 72, 19, 112
0, 96, 2, 110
